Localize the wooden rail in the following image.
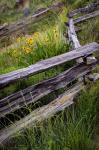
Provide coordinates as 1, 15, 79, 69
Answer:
67, 16, 83, 65
0, 59, 99, 117
67, 18, 81, 49
0, 2, 64, 40
88, 73, 99, 81
74, 10, 99, 24
68, 2, 99, 17
0, 82, 84, 145
0, 2, 99, 146
0, 42, 99, 88
67, 6, 98, 64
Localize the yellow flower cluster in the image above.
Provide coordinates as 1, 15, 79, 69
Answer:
15, 32, 40, 55
26, 37, 34, 45
22, 46, 31, 54
14, 28, 60, 57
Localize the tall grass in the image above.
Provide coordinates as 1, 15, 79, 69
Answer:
0, 0, 99, 149
0, 8, 70, 99
5, 81, 99, 150
0, 0, 61, 24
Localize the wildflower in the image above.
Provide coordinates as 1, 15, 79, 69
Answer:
53, 28, 58, 38
53, 29, 57, 33
24, 47, 31, 54
26, 37, 33, 45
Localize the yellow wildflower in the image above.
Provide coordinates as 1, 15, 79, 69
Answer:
26, 37, 33, 45
24, 47, 31, 54
53, 29, 57, 33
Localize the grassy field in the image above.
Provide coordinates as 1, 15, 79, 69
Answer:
0, 0, 99, 149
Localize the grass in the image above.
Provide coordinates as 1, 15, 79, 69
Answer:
0, 0, 99, 149
0, 7, 70, 99
5, 80, 99, 150
77, 16, 99, 45
0, 0, 62, 24
0, 0, 66, 48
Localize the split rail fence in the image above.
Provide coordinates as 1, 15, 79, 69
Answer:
0, 2, 64, 41
0, 2, 99, 147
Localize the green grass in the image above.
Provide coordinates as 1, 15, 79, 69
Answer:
0, 0, 99, 149
0, 8, 69, 98
77, 17, 99, 45
5, 81, 99, 150
0, 0, 62, 24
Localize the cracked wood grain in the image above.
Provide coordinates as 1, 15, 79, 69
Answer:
0, 42, 99, 88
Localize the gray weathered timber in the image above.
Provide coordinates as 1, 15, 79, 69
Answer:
87, 73, 99, 81
74, 10, 99, 24
0, 42, 99, 88
68, 19, 81, 49
86, 56, 97, 65
68, 2, 99, 17
67, 18, 83, 64
0, 2, 64, 40
67, 17, 97, 64
0, 59, 99, 117
0, 82, 84, 145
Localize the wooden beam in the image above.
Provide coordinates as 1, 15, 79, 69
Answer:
0, 42, 99, 88
0, 59, 99, 117
87, 73, 99, 81
0, 82, 84, 145
67, 16, 97, 82
67, 17, 97, 65
68, 19, 81, 49
68, 2, 99, 17
74, 10, 99, 25
67, 18, 83, 64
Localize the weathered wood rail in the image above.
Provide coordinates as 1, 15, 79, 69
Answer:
0, 59, 99, 118
0, 42, 99, 88
0, 2, 99, 147
74, 10, 99, 24
0, 82, 83, 145
68, 2, 99, 17
0, 2, 64, 40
